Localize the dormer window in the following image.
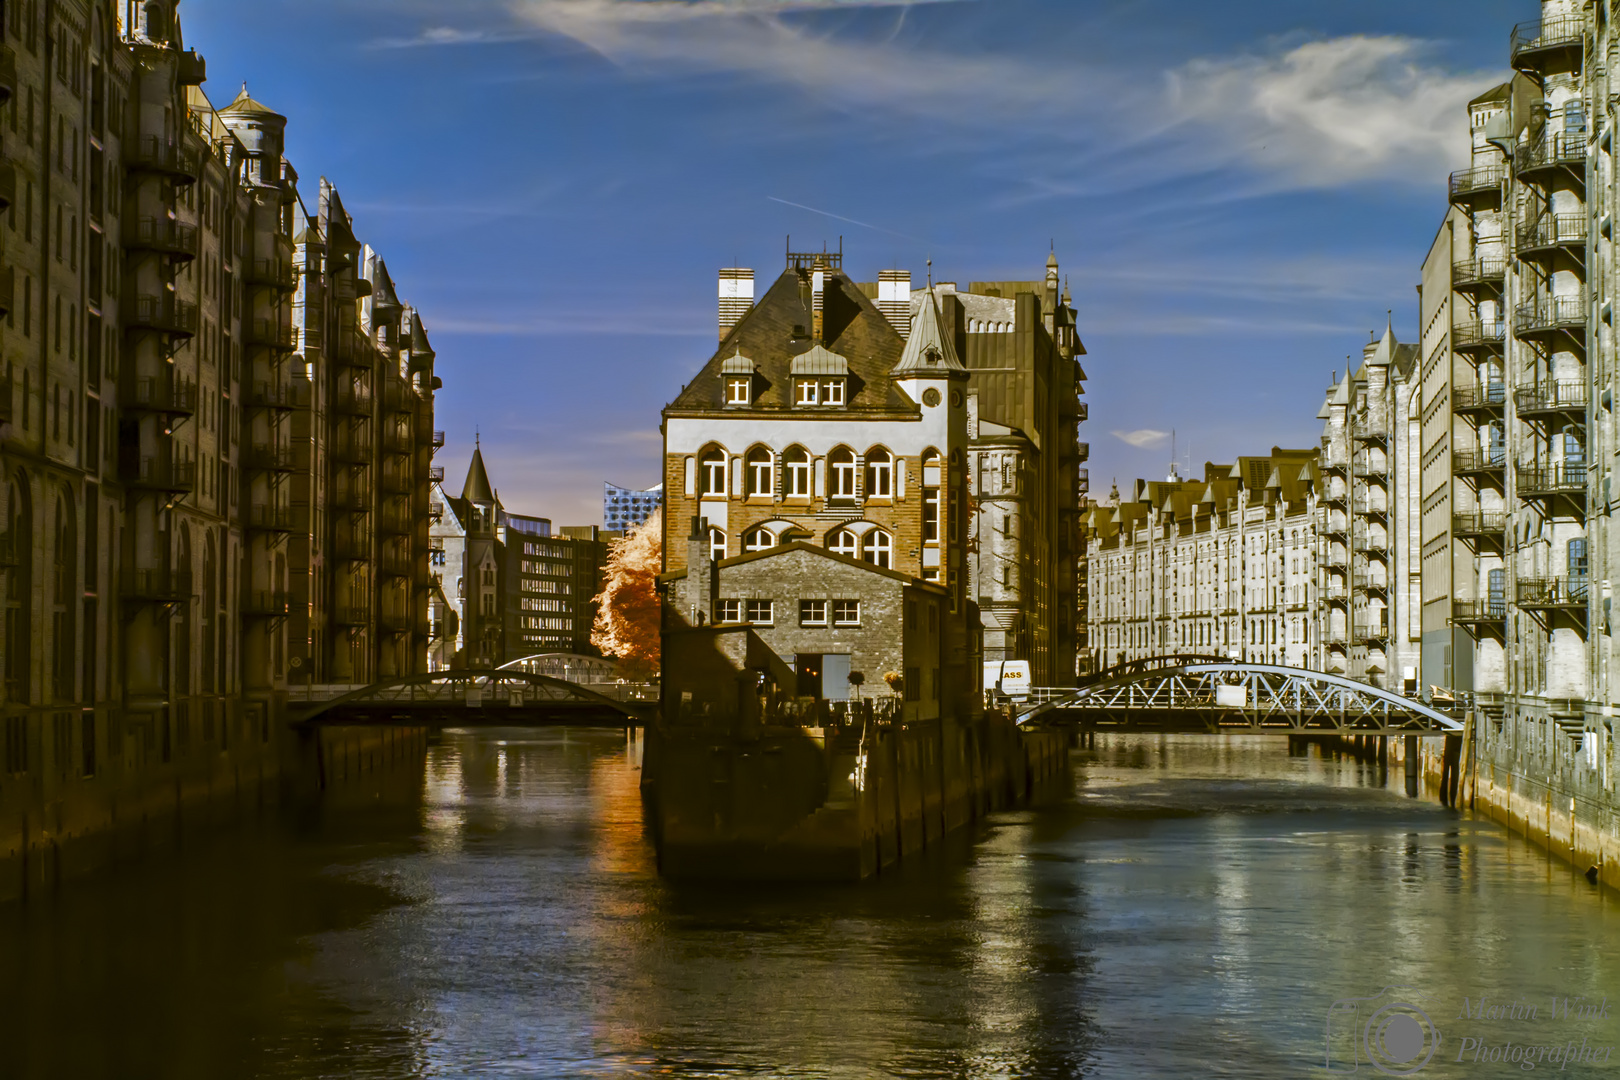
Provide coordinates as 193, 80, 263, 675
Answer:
720, 350, 755, 407
789, 344, 849, 408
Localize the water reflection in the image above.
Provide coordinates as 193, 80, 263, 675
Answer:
0, 731, 1615, 1078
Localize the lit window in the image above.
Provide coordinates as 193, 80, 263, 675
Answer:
746, 447, 773, 497
742, 527, 776, 553
783, 447, 811, 497
701, 448, 727, 496
829, 449, 857, 500
800, 599, 828, 626
725, 376, 751, 405
828, 529, 860, 559
745, 599, 773, 624
833, 599, 860, 626
862, 530, 892, 569
865, 448, 892, 498
718, 599, 742, 622
709, 528, 726, 561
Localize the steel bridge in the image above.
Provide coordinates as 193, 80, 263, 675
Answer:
1017, 657, 1465, 736
291, 670, 656, 729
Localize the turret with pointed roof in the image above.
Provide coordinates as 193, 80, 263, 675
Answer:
891, 285, 967, 379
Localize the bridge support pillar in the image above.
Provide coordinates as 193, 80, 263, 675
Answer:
1378, 735, 1388, 772
1404, 735, 1419, 797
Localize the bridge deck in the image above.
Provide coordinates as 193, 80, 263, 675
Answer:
290, 670, 656, 728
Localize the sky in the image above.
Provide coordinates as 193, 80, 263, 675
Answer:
183, 0, 1531, 526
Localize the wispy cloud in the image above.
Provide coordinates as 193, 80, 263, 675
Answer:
1112, 429, 1171, 449
428, 309, 715, 336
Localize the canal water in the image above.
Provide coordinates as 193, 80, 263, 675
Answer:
2, 731, 1617, 1078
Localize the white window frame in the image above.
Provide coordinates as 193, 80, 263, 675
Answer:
832, 599, 860, 627
820, 378, 845, 405
862, 529, 893, 569
701, 450, 727, 496
795, 379, 819, 405
829, 450, 857, 499
747, 450, 773, 497
709, 528, 726, 561
745, 599, 774, 625
799, 599, 828, 626
718, 599, 742, 622
784, 449, 811, 497
866, 450, 892, 498
742, 528, 776, 553
725, 376, 752, 405
828, 530, 859, 559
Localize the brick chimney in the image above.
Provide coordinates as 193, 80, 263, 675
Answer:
686, 515, 718, 625
811, 255, 827, 342
878, 269, 911, 337
718, 268, 754, 341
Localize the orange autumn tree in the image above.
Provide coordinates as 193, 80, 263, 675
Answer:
592, 509, 662, 680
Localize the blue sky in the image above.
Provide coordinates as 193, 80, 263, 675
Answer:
185, 0, 1529, 525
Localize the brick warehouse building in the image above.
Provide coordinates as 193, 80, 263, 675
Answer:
661, 248, 1086, 687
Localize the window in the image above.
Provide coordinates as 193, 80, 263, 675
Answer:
862, 530, 892, 569
700, 448, 727, 496
718, 599, 742, 622
905, 666, 920, 702
725, 376, 751, 405
829, 448, 857, 500
709, 528, 726, 562
784, 447, 811, 497
828, 529, 860, 559
833, 599, 860, 627
800, 599, 828, 626
922, 487, 940, 543
865, 449, 892, 498
794, 378, 846, 405
745, 599, 774, 624
746, 447, 773, 497
742, 527, 776, 553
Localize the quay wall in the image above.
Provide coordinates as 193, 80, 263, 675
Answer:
643, 710, 1068, 880
0, 703, 427, 903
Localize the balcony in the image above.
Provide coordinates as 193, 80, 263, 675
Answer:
124, 456, 197, 494
127, 294, 199, 338
332, 428, 373, 465
333, 488, 372, 514
1452, 382, 1506, 417
1076, 402, 1087, 422
1352, 460, 1388, 481
1321, 518, 1348, 540
1514, 381, 1587, 420
0, 45, 15, 105
1453, 512, 1508, 547
123, 374, 197, 418
246, 504, 295, 533
1516, 215, 1587, 262
333, 605, 371, 628
1452, 256, 1507, 296
334, 384, 373, 416
247, 380, 309, 411
1319, 489, 1348, 509
245, 443, 298, 474
379, 609, 414, 634
428, 465, 445, 483
1077, 441, 1090, 462
332, 530, 370, 561
382, 426, 413, 454
377, 502, 414, 536
381, 381, 415, 415
1452, 599, 1506, 630
1449, 163, 1505, 209
381, 466, 413, 494
379, 551, 413, 578
246, 258, 298, 293
1453, 319, 1506, 356
247, 318, 296, 352
429, 429, 446, 450
125, 217, 198, 262
120, 569, 187, 605
177, 49, 207, 87
1514, 297, 1586, 347
242, 590, 290, 618
1352, 624, 1390, 645
1518, 575, 1588, 609
1517, 131, 1587, 192
1356, 502, 1388, 521
125, 135, 200, 184
1516, 464, 1587, 507
1511, 17, 1584, 76
1352, 429, 1387, 446
1454, 450, 1506, 482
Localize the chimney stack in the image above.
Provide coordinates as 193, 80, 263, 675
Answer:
718, 268, 754, 341
878, 269, 911, 337
811, 255, 827, 342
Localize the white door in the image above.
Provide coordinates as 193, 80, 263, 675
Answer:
822, 654, 851, 701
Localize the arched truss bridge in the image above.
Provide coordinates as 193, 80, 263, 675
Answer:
292, 670, 656, 728
1019, 659, 1465, 736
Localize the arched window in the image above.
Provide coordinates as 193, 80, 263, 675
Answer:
742, 527, 777, 553
746, 447, 773, 497
828, 448, 857, 500
828, 529, 860, 560
865, 448, 892, 498
783, 446, 811, 498
862, 529, 893, 569
709, 528, 726, 562
700, 447, 727, 496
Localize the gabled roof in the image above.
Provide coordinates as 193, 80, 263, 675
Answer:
220, 84, 284, 120
666, 267, 911, 413
1470, 82, 1512, 108
658, 541, 946, 592
462, 446, 496, 506
892, 285, 966, 377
